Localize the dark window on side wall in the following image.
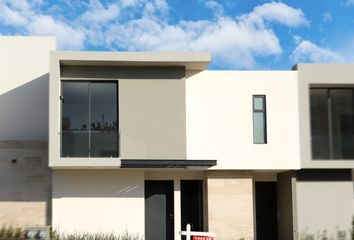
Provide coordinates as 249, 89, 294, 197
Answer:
310, 88, 354, 159
253, 95, 267, 144
61, 81, 118, 157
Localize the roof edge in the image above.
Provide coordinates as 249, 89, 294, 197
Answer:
51, 51, 211, 70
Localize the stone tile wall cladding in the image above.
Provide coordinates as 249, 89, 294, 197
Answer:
0, 141, 50, 226
207, 171, 254, 240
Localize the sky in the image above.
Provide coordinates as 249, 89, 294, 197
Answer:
1, 0, 354, 70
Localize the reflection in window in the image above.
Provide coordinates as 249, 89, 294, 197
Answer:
61, 81, 118, 157
310, 88, 354, 159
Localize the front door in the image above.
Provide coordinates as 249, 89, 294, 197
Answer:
181, 180, 204, 232
255, 181, 278, 240
145, 180, 174, 240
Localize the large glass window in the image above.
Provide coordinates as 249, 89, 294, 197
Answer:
310, 88, 354, 159
253, 95, 267, 144
61, 81, 118, 157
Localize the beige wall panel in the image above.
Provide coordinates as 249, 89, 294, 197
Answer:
52, 170, 144, 235
207, 171, 254, 240
0, 202, 47, 226
120, 79, 186, 159
295, 179, 353, 238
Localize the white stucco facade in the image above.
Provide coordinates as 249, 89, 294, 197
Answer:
0, 36, 56, 141
52, 170, 205, 237
186, 70, 301, 170
52, 170, 145, 235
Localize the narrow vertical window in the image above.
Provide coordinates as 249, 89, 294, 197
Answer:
253, 95, 267, 144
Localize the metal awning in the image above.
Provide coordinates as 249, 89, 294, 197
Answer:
120, 159, 217, 168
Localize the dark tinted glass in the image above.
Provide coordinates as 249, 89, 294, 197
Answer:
330, 89, 354, 159
310, 89, 330, 159
61, 82, 89, 157
90, 83, 118, 157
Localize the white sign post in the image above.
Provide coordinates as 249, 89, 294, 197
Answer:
179, 224, 216, 240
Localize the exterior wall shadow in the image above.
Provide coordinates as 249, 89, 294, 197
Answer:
0, 75, 51, 225
0, 74, 49, 141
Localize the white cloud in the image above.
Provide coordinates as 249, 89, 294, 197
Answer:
80, 1, 120, 24
121, 0, 137, 7
102, 1, 309, 68
345, 0, 354, 6
323, 12, 333, 22
293, 35, 302, 45
0, 1, 85, 49
5, 0, 31, 11
142, 0, 169, 17
0, 4, 29, 26
153, 0, 169, 12
291, 40, 344, 63
28, 15, 85, 49
249, 1, 308, 27
104, 13, 284, 68
0, 0, 310, 68
204, 0, 224, 16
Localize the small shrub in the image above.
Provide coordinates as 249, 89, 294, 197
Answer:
352, 216, 354, 240
0, 226, 6, 239
300, 233, 315, 240
318, 229, 328, 240
13, 228, 22, 239
336, 229, 346, 240
50, 229, 60, 240
49, 230, 142, 240
0, 225, 23, 239
4, 226, 14, 239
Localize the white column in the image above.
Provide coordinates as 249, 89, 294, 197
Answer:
174, 179, 181, 240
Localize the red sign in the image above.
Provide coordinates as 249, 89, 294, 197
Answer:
192, 237, 214, 240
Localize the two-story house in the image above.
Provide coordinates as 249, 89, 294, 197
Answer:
0, 37, 353, 240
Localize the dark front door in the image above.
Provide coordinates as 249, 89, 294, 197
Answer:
145, 180, 174, 240
181, 180, 204, 232
255, 182, 278, 240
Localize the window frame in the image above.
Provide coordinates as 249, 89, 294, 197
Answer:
310, 87, 354, 159
60, 80, 119, 158
252, 95, 267, 144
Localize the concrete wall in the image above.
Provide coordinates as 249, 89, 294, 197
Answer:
297, 64, 354, 168
0, 36, 55, 141
207, 171, 254, 240
52, 170, 144, 235
0, 141, 51, 226
0, 37, 54, 227
186, 70, 301, 170
295, 170, 353, 239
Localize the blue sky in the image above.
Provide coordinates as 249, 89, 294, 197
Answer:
1, 0, 354, 69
